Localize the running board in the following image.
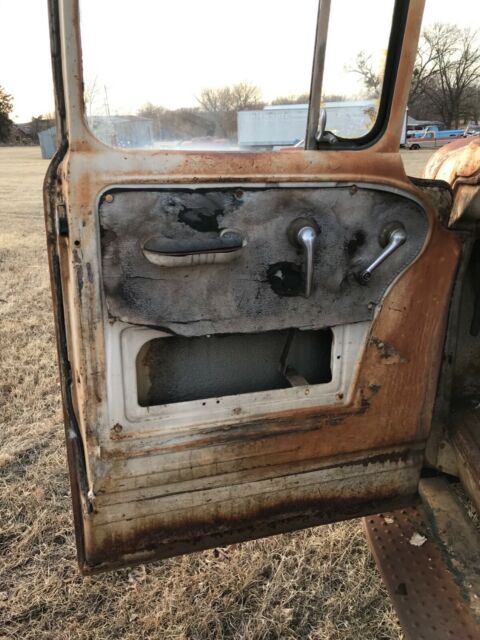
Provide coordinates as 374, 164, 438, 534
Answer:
364, 477, 480, 640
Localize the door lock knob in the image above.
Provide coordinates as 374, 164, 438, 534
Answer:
288, 217, 320, 297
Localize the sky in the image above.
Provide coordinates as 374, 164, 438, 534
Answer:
80, 0, 394, 116
0, 0, 478, 123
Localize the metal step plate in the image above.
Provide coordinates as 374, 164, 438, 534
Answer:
364, 481, 480, 640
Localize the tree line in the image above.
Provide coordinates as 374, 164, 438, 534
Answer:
136, 88, 349, 141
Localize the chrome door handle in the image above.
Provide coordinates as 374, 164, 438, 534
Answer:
358, 222, 407, 284
288, 217, 320, 297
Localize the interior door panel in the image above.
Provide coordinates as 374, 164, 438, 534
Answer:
100, 186, 428, 335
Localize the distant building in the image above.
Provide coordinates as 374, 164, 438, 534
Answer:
88, 115, 153, 148
37, 115, 154, 159
6, 119, 54, 146
7, 123, 34, 145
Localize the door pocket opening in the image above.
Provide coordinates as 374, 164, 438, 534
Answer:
137, 329, 333, 407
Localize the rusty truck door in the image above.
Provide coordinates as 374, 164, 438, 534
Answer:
44, 0, 461, 572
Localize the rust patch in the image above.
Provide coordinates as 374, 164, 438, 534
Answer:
408, 177, 453, 225
370, 336, 408, 363
110, 423, 124, 440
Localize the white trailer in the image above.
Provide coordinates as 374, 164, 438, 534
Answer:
237, 101, 379, 148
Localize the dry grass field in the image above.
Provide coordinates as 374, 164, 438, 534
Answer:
0, 147, 430, 639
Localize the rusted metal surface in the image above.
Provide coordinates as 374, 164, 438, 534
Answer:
364, 490, 480, 640
419, 477, 480, 619
85, 448, 422, 572
87, 499, 415, 574
44, 0, 470, 572
408, 177, 453, 225
424, 160, 480, 472
449, 240, 480, 401
424, 137, 480, 226
424, 137, 480, 187
451, 408, 480, 516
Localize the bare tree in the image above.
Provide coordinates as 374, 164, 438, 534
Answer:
84, 78, 99, 118
417, 24, 480, 127
230, 82, 263, 110
196, 87, 228, 113
348, 52, 383, 98
137, 103, 214, 141
0, 85, 13, 142
197, 82, 262, 113
408, 32, 442, 105
351, 24, 480, 128
196, 82, 263, 137
462, 84, 480, 124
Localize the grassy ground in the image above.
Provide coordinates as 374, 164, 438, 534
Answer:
400, 149, 434, 178
0, 147, 430, 639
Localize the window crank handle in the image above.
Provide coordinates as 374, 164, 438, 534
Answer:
358, 222, 407, 284
287, 217, 320, 298
297, 226, 317, 297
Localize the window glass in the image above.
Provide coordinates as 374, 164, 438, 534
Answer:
80, 0, 395, 150
80, 0, 318, 150
318, 0, 395, 139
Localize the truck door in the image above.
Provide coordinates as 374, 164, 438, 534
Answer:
423, 131, 436, 148
45, 0, 461, 573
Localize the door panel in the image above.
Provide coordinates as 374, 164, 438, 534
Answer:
43, 0, 464, 573
100, 186, 428, 335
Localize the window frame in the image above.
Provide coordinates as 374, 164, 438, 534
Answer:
74, 0, 411, 153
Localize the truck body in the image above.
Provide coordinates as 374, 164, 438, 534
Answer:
406, 130, 464, 150
412, 125, 465, 138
